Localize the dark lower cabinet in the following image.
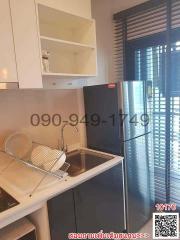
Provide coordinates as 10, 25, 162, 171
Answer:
48, 163, 125, 240
74, 164, 125, 233
48, 189, 76, 240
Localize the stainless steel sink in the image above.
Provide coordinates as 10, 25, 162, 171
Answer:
66, 149, 113, 177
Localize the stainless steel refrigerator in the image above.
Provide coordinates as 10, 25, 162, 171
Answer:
83, 81, 154, 232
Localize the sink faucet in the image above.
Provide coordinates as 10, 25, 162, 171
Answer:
60, 123, 79, 152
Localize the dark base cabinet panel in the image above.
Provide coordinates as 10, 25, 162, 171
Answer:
48, 189, 76, 240
47, 164, 125, 240
74, 164, 125, 233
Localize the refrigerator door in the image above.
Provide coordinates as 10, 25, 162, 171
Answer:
122, 81, 154, 232
122, 81, 152, 141
83, 83, 123, 155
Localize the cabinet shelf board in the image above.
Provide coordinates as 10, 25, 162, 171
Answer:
42, 72, 96, 78
40, 36, 96, 52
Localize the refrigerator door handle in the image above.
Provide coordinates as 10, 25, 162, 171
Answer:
118, 108, 123, 139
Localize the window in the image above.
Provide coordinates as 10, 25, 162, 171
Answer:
130, 38, 180, 207
114, 0, 180, 209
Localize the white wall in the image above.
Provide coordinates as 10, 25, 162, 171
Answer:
0, 90, 84, 150
89, 0, 147, 85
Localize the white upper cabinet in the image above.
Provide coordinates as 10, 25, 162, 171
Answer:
0, 0, 18, 83
0, 0, 96, 89
37, 4, 97, 80
10, 0, 43, 89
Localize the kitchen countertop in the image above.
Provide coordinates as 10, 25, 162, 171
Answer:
0, 148, 123, 229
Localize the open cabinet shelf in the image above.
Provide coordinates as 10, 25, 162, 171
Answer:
40, 36, 96, 51
38, 4, 96, 45
37, 3, 97, 79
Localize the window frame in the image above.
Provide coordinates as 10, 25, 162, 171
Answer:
125, 28, 180, 81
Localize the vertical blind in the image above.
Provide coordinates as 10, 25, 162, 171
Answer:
114, 0, 180, 208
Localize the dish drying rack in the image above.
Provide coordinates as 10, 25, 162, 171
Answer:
0, 142, 70, 197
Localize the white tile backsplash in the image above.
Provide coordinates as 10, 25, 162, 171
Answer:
0, 89, 82, 150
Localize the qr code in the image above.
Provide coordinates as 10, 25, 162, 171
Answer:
153, 213, 179, 239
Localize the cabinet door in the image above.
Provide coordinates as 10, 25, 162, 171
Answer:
47, 189, 76, 240
10, 0, 43, 88
74, 164, 125, 233
0, 0, 17, 83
